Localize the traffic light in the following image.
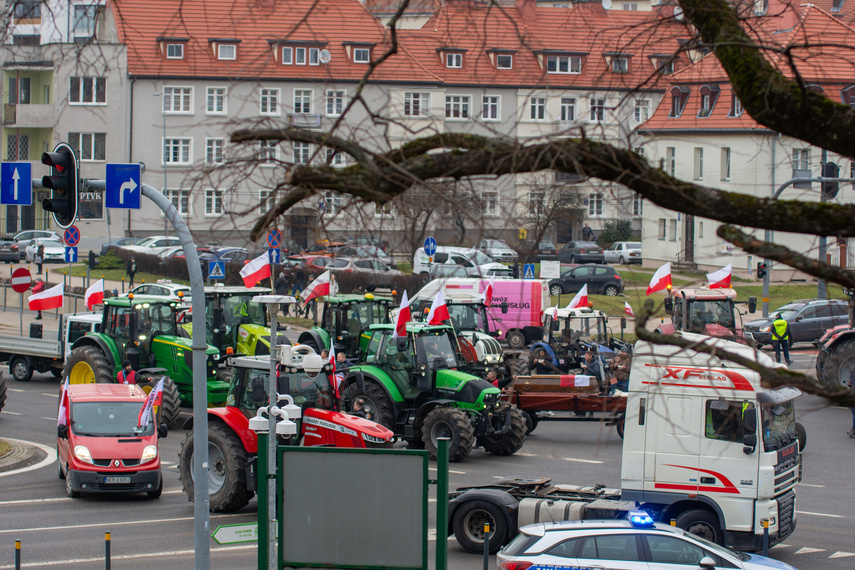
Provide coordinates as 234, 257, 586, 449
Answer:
757, 262, 767, 280
821, 161, 839, 199
41, 142, 78, 228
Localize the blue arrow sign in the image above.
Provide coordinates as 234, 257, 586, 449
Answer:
523, 263, 535, 279
268, 248, 281, 264
65, 246, 78, 263
1, 162, 32, 205
424, 236, 437, 257
105, 164, 141, 209
208, 261, 225, 280
267, 229, 281, 248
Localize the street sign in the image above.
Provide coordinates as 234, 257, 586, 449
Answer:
0, 162, 32, 205
424, 236, 437, 256
267, 228, 282, 248
518, 228, 527, 240
11, 267, 31, 293
523, 263, 535, 279
63, 225, 80, 247
208, 261, 225, 280
105, 163, 141, 209
65, 247, 78, 263
268, 248, 281, 264
540, 260, 561, 279
212, 523, 258, 545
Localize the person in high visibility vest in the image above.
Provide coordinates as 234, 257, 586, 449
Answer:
771, 313, 793, 366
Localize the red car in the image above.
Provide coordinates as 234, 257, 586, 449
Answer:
287, 254, 335, 274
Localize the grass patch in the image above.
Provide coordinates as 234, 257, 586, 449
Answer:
0, 439, 11, 457
278, 316, 315, 329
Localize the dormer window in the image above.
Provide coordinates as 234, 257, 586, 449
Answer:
342, 42, 375, 64
612, 57, 628, 73
218, 44, 236, 60
354, 48, 370, 63
497, 55, 512, 69
166, 44, 184, 59
697, 85, 720, 118
546, 55, 581, 74
446, 52, 463, 68
277, 43, 324, 66
669, 86, 690, 118
841, 85, 855, 107
729, 93, 744, 117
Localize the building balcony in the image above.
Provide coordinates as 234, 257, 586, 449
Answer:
3, 103, 56, 128
288, 113, 322, 128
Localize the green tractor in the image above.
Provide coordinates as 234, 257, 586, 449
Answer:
297, 293, 393, 359
63, 295, 224, 425
340, 323, 527, 462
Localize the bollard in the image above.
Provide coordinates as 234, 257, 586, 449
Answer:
670, 518, 676, 526
121, 277, 125, 294
15, 539, 21, 570
762, 519, 769, 556
482, 522, 491, 570
105, 531, 111, 569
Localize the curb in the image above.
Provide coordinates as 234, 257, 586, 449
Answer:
0, 439, 46, 473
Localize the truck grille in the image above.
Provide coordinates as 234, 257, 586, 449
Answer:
773, 446, 800, 494
776, 490, 796, 540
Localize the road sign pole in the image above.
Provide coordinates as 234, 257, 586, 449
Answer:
19, 293, 23, 337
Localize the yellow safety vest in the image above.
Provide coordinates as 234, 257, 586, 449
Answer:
772, 319, 789, 341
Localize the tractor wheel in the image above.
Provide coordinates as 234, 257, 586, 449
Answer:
550, 284, 563, 296
506, 330, 526, 349
421, 407, 475, 462
478, 403, 527, 456
344, 381, 396, 433
509, 358, 530, 377
675, 509, 723, 545
178, 421, 253, 513
63, 346, 113, 385
137, 374, 182, 428
821, 339, 855, 387
522, 411, 539, 434
10, 357, 33, 382
0, 372, 6, 413
795, 422, 807, 451
451, 499, 508, 554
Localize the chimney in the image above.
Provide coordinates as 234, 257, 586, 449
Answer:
516, 0, 537, 23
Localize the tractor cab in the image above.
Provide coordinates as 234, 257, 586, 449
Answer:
298, 293, 393, 359
539, 306, 629, 370
101, 295, 181, 370
661, 287, 756, 342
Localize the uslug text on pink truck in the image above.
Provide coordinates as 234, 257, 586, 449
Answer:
448, 332, 802, 554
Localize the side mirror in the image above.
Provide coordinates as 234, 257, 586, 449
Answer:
500, 302, 508, 314
397, 338, 408, 352
57, 424, 68, 438
699, 556, 717, 569
742, 406, 757, 434
748, 296, 757, 313
663, 298, 673, 313
742, 433, 757, 454
794, 315, 803, 322
158, 423, 168, 438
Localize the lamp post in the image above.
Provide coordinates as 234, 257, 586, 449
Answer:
153, 92, 169, 235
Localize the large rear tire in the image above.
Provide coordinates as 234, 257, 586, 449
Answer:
675, 509, 722, 545
509, 357, 530, 377
10, 357, 33, 382
478, 403, 527, 456
506, 330, 526, 349
421, 407, 475, 462
451, 500, 508, 554
178, 421, 253, 513
63, 346, 113, 385
343, 380, 396, 433
137, 374, 182, 428
821, 339, 855, 387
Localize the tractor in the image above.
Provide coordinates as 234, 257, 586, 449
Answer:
178, 344, 394, 512
63, 295, 224, 426
657, 286, 757, 344
815, 288, 855, 386
297, 293, 393, 359
340, 323, 527, 462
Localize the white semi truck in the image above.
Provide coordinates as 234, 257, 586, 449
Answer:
448, 332, 802, 554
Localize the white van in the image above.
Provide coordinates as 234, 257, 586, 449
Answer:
412, 246, 512, 281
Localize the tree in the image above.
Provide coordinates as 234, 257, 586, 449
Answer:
597, 219, 635, 249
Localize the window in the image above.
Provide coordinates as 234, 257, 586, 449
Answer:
530, 97, 546, 120
206, 87, 226, 114
730, 93, 743, 117
282, 47, 293, 64
296, 47, 306, 65
721, 147, 731, 180
326, 148, 345, 167
259, 190, 272, 215
166, 189, 190, 215
309, 48, 319, 65
632, 193, 643, 216
167, 44, 184, 59
68, 132, 106, 161
646, 535, 708, 565
446, 53, 462, 68
588, 193, 603, 216
8, 77, 30, 104
73, 5, 98, 39
163, 138, 191, 164
496, 54, 513, 69
206, 138, 224, 164
353, 48, 370, 63
529, 191, 545, 216
293, 142, 311, 164
69, 76, 106, 104
700, 94, 711, 117
590, 99, 606, 122
445, 95, 470, 119
482, 96, 500, 121
670, 219, 678, 241
205, 189, 223, 216
623, 3, 638, 9
6, 134, 29, 160
666, 147, 676, 176
324, 191, 342, 216
260, 88, 280, 115
259, 141, 278, 164
403, 92, 430, 116
545, 537, 583, 558
669, 89, 687, 118
163, 86, 191, 113
326, 90, 346, 116
577, 534, 640, 562
633, 146, 645, 156
705, 400, 754, 442
217, 44, 236, 60
546, 56, 581, 74
560, 97, 576, 122
694, 147, 704, 180
658, 59, 674, 75
374, 202, 393, 217
294, 89, 312, 114
699, 221, 704, 238
483, 191, 498, 216
78, 185, 103, 219
634, 99, 649, 122
658, 218, 666, 240
793, 148, 810, 171
612, 57, 628, 73
13, 2, 40, 18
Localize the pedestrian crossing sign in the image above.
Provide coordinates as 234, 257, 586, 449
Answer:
208, 261, 226, 280
523, 263, 535, 279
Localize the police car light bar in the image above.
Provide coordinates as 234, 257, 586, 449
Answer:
629, 510, 654, 527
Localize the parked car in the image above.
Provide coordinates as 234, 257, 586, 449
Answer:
14, 230, 61, 259
412, 246, 512, 281
306, 241, 346, 257
345, 236, 388, 252
211, 247, 248, 262
129, 280, 191, 299
158, 246, 216, 261
476, 238, 518, 263
603, 241, 642, 265
100, 237, 144, 256
556, 241, 605, 264
0, 239, 20, 263
327, 257, 403, 289
121, 236, 182, 256
336, 245, 396, 268
548, 264, 624, 296
743, 298, 849, 347
25, 238, 65, 263
517, 239, 558, 263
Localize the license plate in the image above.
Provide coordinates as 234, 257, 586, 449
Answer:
104, 476, 131, 484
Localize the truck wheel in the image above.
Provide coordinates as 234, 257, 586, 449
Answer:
0, 372, 6, 413
451, 499, 508, 554
550, 284, 563, 296
821, 339, 855, 386
509, 358, 530, 377
421, 407, 475, 462
795, 422, 807, 451
178, 421, 253, 513
604, 285, 619, 297
506, 330, 526, 349
419, 272, 430, 285
615, 413, 625, 439
479, 403, 527, 456
10, 357, 33, 382
65, 470, 80, 498
137, 374, 182, 428
63, 346, 113, 385
343, 381, 396, 433
675, 509, 722, 544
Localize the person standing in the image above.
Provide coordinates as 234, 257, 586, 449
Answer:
31, 278, 45, 319
35, 242, 45, 274
117, 360, 136, 384
126, 256, 138, 288
607, 346, 631, 395
292, 264, 305, 297
771, 313, 793, 365
275, 271, 290, 318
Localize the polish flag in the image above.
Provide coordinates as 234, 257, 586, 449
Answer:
624, 302, 634, 317
57, 376, 70, 427
137, 377, 164, 427
481, 276, 495, 307
707, 264, 732, 289
84, 279, 105, 310
646, 262, 672, 295
302, 270, 332, 307
565, 284, 588, 309
239, 252, 271, 288
427, 290, 451, 325
29, 283, 64, 311
328, 343, 343, 397
393, 290, 412, 339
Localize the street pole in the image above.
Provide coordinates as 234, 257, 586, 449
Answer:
818, 149, 828, 299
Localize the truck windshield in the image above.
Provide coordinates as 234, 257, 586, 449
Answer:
677, 300, 735, 331
70, 402, 155, 436
447, 304, 488, 333
222, 295, 266, 327
761, 401, 797, 451
238, 368, 333, 412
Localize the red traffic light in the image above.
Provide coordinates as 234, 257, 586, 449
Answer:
41, 142, 79, 228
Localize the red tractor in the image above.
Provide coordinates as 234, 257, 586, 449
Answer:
657, 286, 757, 344
178, 345, 393, 512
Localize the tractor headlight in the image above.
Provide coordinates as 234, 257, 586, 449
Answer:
140, 445, 158, 463
73, 445, 93, 464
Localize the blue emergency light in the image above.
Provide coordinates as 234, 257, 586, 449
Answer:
628, 510, 654, 527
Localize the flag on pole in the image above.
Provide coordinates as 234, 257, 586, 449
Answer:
481, 276, 495, 307
707, 263, 732, 289
427, 290, 451, 325
239, 252, 271, 288
137, 377, 164, 427
57, 376, 70, 427
29, 283, 64, 311
393, 290, 412, 339
84, 279, 105, 310
565, 284, 588, 309
624, 302, 634, 317
302, 270, 332, 307
646, 262, 672, 295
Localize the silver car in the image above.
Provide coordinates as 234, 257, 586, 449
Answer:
476, 238, 518, 263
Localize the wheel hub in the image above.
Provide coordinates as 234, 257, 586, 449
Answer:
69, 362, 96, 384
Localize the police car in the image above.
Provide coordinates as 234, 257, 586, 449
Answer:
497, 512, 798, 570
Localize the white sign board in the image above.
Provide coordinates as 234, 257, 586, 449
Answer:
540, 260, 561, 279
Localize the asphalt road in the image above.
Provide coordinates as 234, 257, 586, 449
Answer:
0, 345, 853, 569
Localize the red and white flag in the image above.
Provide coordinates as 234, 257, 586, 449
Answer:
624, 302, 634, 317
707, 263, 732, 289
29, 283, 63, 311
328, 343, 344, 397
137, 377, 164, 427
57, 376, 69, 427
239, 252, 271, 288
427, 290, 451, 325
393, 290, 412, 339
302, 270, 332, 307
646, 262, 672, 295
84, 279, 105, 310
481, 276, 495, 307
565, 284, 588, 309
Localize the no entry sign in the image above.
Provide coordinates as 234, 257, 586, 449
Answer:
11, 267, 32, 293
